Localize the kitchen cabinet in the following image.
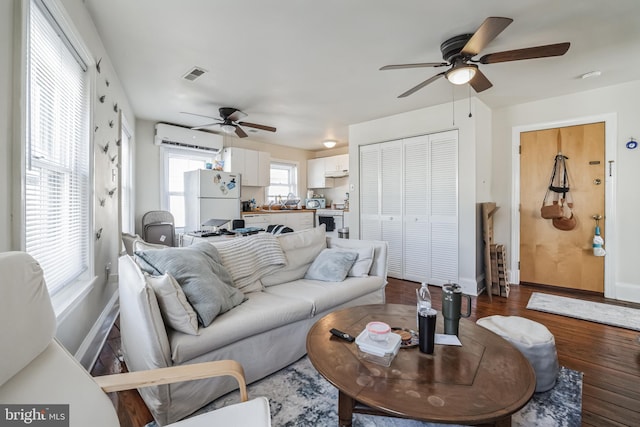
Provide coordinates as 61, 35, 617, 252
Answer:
221, 147, 270, 187
241, 211, 314, 232
359, 130, 458, 283
279, 211, 314, 231
307, 157, 332, 189
307, 154, 349, 188
324, 154, 349, 177
242, 213, 271, 228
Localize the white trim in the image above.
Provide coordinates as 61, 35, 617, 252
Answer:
74, 287, 119, 370
510, 113, 617, 298
53, 275, 97, 323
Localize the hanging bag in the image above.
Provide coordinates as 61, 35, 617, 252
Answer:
540, 154, 569, 219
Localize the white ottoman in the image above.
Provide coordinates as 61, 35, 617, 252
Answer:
477, 315, 559, 392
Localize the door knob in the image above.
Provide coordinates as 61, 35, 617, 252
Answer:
593, 178, 601, 185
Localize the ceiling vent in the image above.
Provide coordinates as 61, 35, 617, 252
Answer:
182, 66, 207, 81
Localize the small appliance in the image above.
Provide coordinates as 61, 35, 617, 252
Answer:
305, 198, 326, 209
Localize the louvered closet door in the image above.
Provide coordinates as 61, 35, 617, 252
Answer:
403, 135, 430, 282
429, 131, 458, 284
359, 144, 381, 241
380, 140, 403, 278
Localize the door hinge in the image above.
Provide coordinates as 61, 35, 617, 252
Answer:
519, 145, 521, 154
518, 261, 520, 269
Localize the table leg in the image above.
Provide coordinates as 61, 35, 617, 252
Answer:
338, 390, 355, 426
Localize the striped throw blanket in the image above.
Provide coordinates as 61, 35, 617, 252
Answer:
214, 234, 287, 292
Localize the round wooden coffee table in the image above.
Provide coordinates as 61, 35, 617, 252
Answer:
306, 304, 536, 427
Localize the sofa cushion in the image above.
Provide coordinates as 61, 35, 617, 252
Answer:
328, 241, 375, 277
147, 273, 199, 335
261, 225, 327, 287
169, 292, 314, 364
304, 248, 357, 282
212, 233, 287, 293
135, 242, 245, 327
265, 276, 386, 316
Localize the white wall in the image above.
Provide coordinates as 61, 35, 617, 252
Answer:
492, 80, 640, 302
348, 97, 492, 294
134, 119, 315, 234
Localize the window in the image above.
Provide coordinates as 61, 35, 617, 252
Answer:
25, 0, 90, 295
267, 161, 298, 202
161, 148, 213, 229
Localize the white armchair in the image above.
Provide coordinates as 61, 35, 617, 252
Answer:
0, 252, 271, 427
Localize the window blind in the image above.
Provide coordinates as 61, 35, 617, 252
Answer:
26, 0, 90, 295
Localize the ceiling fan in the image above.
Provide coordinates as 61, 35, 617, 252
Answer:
185, 107, 276, 138
380, 17, 570, 98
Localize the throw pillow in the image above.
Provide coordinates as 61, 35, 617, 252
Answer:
329, 242, 374, 277
304, 248, 358, 282
146, 273, 199, 335
135, 242, 245, 327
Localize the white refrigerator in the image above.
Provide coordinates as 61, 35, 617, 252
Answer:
184, 169, 241, 232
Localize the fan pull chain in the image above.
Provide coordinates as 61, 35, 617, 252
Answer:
452, 84, 455, 126
468, 84, 473, 118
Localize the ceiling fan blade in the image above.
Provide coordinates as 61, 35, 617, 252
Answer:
380, 62, 448, 70
478, 42, 570, 64
238, 121, 277, 132
234, 126, 248, 138
398, 72, 446, 98
462, 17, 513, 56
191, 122, 220, 130
469, 69, 493, 93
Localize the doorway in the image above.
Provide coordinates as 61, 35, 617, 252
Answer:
519, 123, 605, 292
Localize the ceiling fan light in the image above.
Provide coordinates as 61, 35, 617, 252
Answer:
446, 65, 477, 85
323, 140, 337, 148
221, 124, 236, 133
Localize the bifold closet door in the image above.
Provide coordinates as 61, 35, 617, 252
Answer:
359, 144, 381, 241
429, 131, 458, 284
380, 140, 403, 278
403, 135, 430, 282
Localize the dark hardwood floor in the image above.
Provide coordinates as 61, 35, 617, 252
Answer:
92, 279, 640, 427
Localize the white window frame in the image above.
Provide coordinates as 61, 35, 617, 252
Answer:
266, 160, 299, 203
160, 146, 214, 231
21, 0, 95, 318
120, 113, 134, 234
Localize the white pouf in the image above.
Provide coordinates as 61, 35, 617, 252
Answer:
477, 315, 559, 392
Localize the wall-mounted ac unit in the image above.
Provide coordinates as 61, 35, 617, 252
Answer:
154, 123, 223, 152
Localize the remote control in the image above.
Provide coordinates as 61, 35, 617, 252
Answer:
330, 328, 355, 342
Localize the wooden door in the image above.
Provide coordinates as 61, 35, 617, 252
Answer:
520, 123, 605, 292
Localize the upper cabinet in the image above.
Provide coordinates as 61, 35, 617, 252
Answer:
308, 154, 349, 188
221, 147, 270, 187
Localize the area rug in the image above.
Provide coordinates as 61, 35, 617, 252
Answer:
527, 292, 640, 331
181, 356, 582, 427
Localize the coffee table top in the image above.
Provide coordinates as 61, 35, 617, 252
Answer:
306, 304, 536, 425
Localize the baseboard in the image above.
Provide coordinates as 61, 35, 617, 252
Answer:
615, 282, 640, 304
75, 288, 120, 370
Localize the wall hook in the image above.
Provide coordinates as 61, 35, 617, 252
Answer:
100, 141, 109, 154
96, 227, 103, 240
108, 187, 117, 197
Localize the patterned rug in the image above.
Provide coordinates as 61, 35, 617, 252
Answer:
187, 356, 583, 427
527, 292, 640, 331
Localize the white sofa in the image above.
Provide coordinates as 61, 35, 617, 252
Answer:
119, 226, 388, 425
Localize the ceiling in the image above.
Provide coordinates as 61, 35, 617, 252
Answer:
84, 0, 640, 151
